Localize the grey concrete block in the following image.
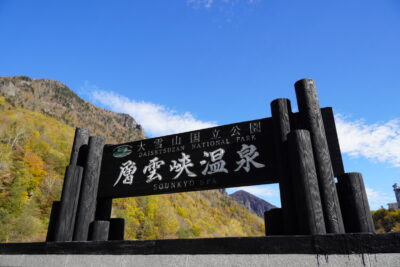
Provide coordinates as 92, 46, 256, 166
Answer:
1, 254, 400, 267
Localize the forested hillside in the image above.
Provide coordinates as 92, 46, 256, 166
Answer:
0, 101, 73, 242
0, 79, 264, 242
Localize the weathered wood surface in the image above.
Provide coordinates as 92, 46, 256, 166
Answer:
295, 79, 344, 234
320, 107, 345, 177
69, 128, 89, 166
337, 172, 375, 233
288, 130, 326, 235
271, 98, 297, 234
46, 201, 60, 242
108, 218, 125, 241
2, 233, 400, 255
264, 208, 284, 235
54, 165, 83, 241
291, 108, 345, 178
73, 136, 105, 241
89, 221, 110, 241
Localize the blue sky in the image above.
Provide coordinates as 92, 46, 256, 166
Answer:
1, 0, 400, 209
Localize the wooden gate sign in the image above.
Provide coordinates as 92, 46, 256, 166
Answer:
47, 79, 376, 242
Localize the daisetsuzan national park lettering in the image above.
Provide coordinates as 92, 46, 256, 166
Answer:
98, 118, 276, 198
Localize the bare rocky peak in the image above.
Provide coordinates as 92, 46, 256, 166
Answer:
0, 76, 145, 144
0, 78, 17, 96
229, 190, 276, 217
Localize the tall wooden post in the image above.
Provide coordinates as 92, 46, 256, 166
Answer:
69, 128, 90, 166
46, 201, 60, 242
50, 128, 89, 241
271, 98, 297, 234
54, 165, 84, 241
337, 172, 375, 233
288, 130, 326, 235
295, 79, 345, 234
320, 108, 345, 177
73, 136, 105, 241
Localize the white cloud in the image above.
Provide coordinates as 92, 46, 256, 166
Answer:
188, 0, 214, 8
90, 89, 217, 137
232, 185, 279, 198
365, 187, 393, 209
335, 115, 400, 167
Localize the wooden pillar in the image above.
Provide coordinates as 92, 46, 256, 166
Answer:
337, 172, 375, 233
288, 130, 326, 235
320, 108, 345, 177
89, 220, 110, 241
271, 98, 297, 234
73, 136, 105, 241
54, 165, 84, 241
48, 128, 89, 241
264, 208, 284, 235
69, 128, 90, 166
46, 201, 60, 242
295, 79, 345, 234
109, 218, 125, 240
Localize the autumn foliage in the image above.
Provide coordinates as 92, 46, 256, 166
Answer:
0, 102, 71, 242
371, 208, 400, 233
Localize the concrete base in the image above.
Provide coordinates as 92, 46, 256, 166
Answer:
2, 234, 399, 266
1, 254, 400, 267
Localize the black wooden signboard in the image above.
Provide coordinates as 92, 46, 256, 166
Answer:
98, 118, 277, 199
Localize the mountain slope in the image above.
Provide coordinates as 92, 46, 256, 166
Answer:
0, 104, 74, 242
0, 76, 265, 242
230, 190, 277, 217
0, 76, 144, 144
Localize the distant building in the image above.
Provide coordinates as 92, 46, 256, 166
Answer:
394, 183, 400, 205
388, 202, 398, 210
388, 184, 400, 210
